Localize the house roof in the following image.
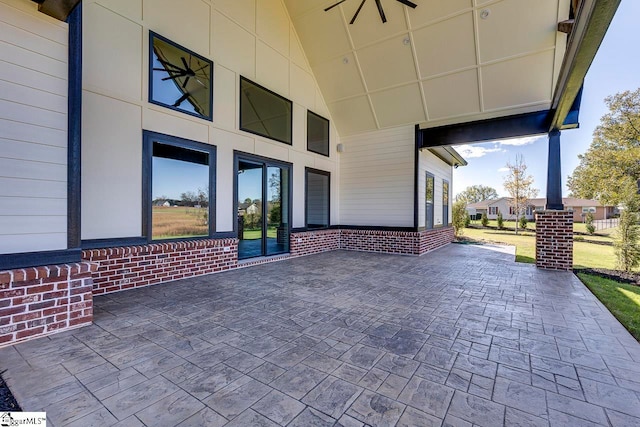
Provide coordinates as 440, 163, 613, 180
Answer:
466, 197, 509, 209
468, 197, 608, 209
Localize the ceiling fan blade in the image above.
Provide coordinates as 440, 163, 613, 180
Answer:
162, 72, 186, 81
156, 57, 183, 71
350, 0, 367, 24
396, 0, 417, 8
173, 92, 190, 107
181, 57, 189, 71
324, 0, 347, 12
182, 76, 191, 89
374, 0, 387, 23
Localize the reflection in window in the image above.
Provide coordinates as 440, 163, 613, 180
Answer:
443, 180, 450, 226
152, 142, 210, 240
307, 111, 329, 157
306, 169, 330, 229
426, 173, 434, 229
149, 32, 213, 120
240, 76, 292, 144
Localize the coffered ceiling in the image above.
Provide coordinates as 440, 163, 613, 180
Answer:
284, 0, 570, 136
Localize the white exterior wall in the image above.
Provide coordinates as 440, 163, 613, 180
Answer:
0, 0, 68, 254
417, 150, 453, 229
339, 126, 414, 227
81, 0, 339, 239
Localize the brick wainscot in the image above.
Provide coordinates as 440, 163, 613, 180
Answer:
0, 262, 97, 347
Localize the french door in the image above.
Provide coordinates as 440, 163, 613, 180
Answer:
236, 154, 291, 259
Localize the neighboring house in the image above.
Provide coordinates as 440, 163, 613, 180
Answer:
468, 197, 616, 222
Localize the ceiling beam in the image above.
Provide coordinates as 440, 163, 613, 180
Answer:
549, 0, 620, 131
31, 0, 81, 22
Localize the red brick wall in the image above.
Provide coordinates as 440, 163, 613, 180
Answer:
83, 239, 238, 295
0, 262, 97, 347
536, 211, 573, 270
291, 227, 453, 257
290, 229, 341, 257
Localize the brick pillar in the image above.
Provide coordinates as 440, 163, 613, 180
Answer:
536, 211, 573, 270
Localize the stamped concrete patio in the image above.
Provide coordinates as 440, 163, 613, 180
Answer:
1, 244, 640, 426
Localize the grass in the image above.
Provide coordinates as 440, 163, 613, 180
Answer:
576, 272, 640, 341
242, 228, 277, 239
152, 206, 208, 239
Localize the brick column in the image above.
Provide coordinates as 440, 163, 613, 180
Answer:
536, 211, 573, 270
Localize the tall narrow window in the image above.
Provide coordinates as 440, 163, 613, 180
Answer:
443, 180, 450, 226
143, 131, 216, 241
240, 76, 292, 144
425, 173, 434, 229
307, 111, 329, 157
306, 168, 330, 229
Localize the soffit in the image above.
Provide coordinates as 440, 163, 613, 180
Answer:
285, 0, 569, 137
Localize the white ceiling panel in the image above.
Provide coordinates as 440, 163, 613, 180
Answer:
423, 69, 480, 120
370, 83, 426, 127
285, 0, 568, 135
408, 0, 472, 27
477, 0, 558, 63
357, 35, 417, 91
413, 12, 477, 78
481, 50, 555, 111
329, 96, 377, 134
312, 54, 365, 102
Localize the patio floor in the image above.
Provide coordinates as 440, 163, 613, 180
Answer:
1, 244, 640, 426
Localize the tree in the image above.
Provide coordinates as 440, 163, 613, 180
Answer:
497, 212, 504, 230
519, 215, 528, 231
614, 178, 640, 272
503, 155, 538, 235
452, 200, 467, 238
455, 185, 499, 204
481, 213, 489, 227
585, 212, 595, 235
568, 89, 640, 206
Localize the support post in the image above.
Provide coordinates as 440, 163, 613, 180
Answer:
546, 130, 564, 210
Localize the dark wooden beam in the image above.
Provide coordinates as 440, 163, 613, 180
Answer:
546, 130, 564, 210
31, 0, 81, 22
558, 19, 575, 34
419, 110, 551, 148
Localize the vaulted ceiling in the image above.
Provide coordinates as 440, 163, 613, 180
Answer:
285, 0, 569, 136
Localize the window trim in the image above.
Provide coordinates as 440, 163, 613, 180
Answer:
425, 172, 435, 229
443, 179, 450, 226
305, 168, 331, 229
239, 76, 293, 145
307, 110, 330, 157
142, 130, 216, 242
148, 31, 214, 121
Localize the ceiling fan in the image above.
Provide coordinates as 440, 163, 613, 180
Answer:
324, 0, 417, 24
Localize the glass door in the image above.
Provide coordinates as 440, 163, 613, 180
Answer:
237, 156, 291, 259
238, 160, 264, 259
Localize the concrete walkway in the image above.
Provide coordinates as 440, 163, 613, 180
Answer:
1, 244, 640, 426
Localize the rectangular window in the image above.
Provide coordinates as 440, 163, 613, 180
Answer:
509, 206, 515, 215
240, 76, 292, 144
305, 168, 330, 229
149, 32, 213, 120
143, 131, 215, 241
307, 111, 330, 157
443, 180, 449, 225
489, 207, 498, 215
582, 207, 596, 213
425, 173, 434, 229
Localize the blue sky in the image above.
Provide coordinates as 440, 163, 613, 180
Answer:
452, 0, 640, 199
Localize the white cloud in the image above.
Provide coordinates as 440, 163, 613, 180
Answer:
454, 144, 502, 159
497, 167, 509, 172
497, 136, 544, 146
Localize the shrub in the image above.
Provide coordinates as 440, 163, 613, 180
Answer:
496, 212, 504, 230
519, 215, 528, 230
614, 179, 640, 272
464, 214, 471, 228
452, 200, 467, 238
585, 212, 595, 235
481, 213, 489, 227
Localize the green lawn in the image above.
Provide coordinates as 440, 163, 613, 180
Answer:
243, 227, 277, 239
576, 272, 640, 341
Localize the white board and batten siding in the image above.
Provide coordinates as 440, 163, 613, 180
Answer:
0, 0, 68, 255
418, 149, 453, 229
81, 0, 339, 239
339, 126, 415, 227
